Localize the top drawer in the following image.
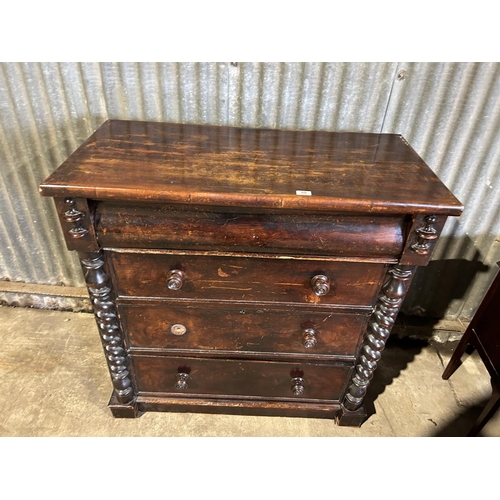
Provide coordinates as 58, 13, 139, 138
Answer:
96, 202, 406, 259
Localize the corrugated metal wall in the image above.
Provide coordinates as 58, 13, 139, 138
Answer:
1, 62, 499, 320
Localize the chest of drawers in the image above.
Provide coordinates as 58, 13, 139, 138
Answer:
39, 120, 463, 426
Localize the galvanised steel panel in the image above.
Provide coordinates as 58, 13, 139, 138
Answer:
227, 62, 397, 131
382, 62, 500, 319
1, 61, 498, 320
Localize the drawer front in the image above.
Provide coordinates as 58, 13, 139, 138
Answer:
97, 202, 406, 259
132, 355, 351, 402
119, 301, 368, 357
109, 251, 386, 306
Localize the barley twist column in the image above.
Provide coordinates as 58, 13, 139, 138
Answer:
80, 251, 134, 405
343, 264, 416, 411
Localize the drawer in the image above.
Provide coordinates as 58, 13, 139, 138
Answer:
119, 301, 368, 358
109, 251, 386, 306
96, 202, 406, 259
132, 355, 351, 402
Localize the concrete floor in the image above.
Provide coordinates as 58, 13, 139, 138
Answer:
1, 304, 498, 437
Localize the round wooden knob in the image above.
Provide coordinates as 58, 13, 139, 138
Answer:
167, 269, 186, 290
174, 373, 189, 391
311, 274, 330, 296
291, 376, 305, 396
302, 328, 317, 348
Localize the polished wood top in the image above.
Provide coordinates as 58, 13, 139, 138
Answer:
39, 120, 463, 215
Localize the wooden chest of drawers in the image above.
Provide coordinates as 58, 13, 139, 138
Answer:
39, 120, 463, 426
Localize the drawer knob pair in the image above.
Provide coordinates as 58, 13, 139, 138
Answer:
167, 269, 186, 290
311, 274, 330, 296
174, 372, 307, 396
170, 324, 315, 347
167, 269, 330, 297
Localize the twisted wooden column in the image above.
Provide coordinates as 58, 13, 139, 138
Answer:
343, 264, 416, 411
80, 251, 134, 405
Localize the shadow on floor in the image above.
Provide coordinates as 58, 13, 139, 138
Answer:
361, 253, 490, 424
431, 397, 492, 437
362, 333, 498, 436
363, 335, 431, 419
431, 342, 499, 436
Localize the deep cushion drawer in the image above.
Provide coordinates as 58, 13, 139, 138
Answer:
119, 301, 368, 358
132, 355, 351, 402
96, 202, 406, 259
108, 250, 386, 306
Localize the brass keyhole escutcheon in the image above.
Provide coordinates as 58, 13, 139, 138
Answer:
171, 323, 187, 336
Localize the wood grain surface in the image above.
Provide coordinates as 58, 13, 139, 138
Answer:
118, 300, 368, 358
96, 201, 406, 257
132, 355, 350, 402
108, 250, 386, 306
39, 120, 463, 215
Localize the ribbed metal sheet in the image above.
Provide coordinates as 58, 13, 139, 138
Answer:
1, 62, 499, 320
382, 62, 500, 319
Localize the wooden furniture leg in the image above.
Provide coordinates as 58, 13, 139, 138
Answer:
442, 328, 473, 380
468, 385, 500, 437
442, 263, 500, 436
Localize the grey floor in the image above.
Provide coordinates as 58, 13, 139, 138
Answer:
1, 304, 498, 437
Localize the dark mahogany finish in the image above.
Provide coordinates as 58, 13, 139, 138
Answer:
96, 202, 406, 258
442, 263, 500, 436
39, 121, 462, 216
132, 355, 350, 401
39, 120, 463, 426
118, 300, 369, 358
343, 265, 415, 411
108, 250, 386, 307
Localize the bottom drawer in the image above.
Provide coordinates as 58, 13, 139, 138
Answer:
132, 355, 351, 402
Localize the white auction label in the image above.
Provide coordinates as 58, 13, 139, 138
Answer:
295, 190, 312, 196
